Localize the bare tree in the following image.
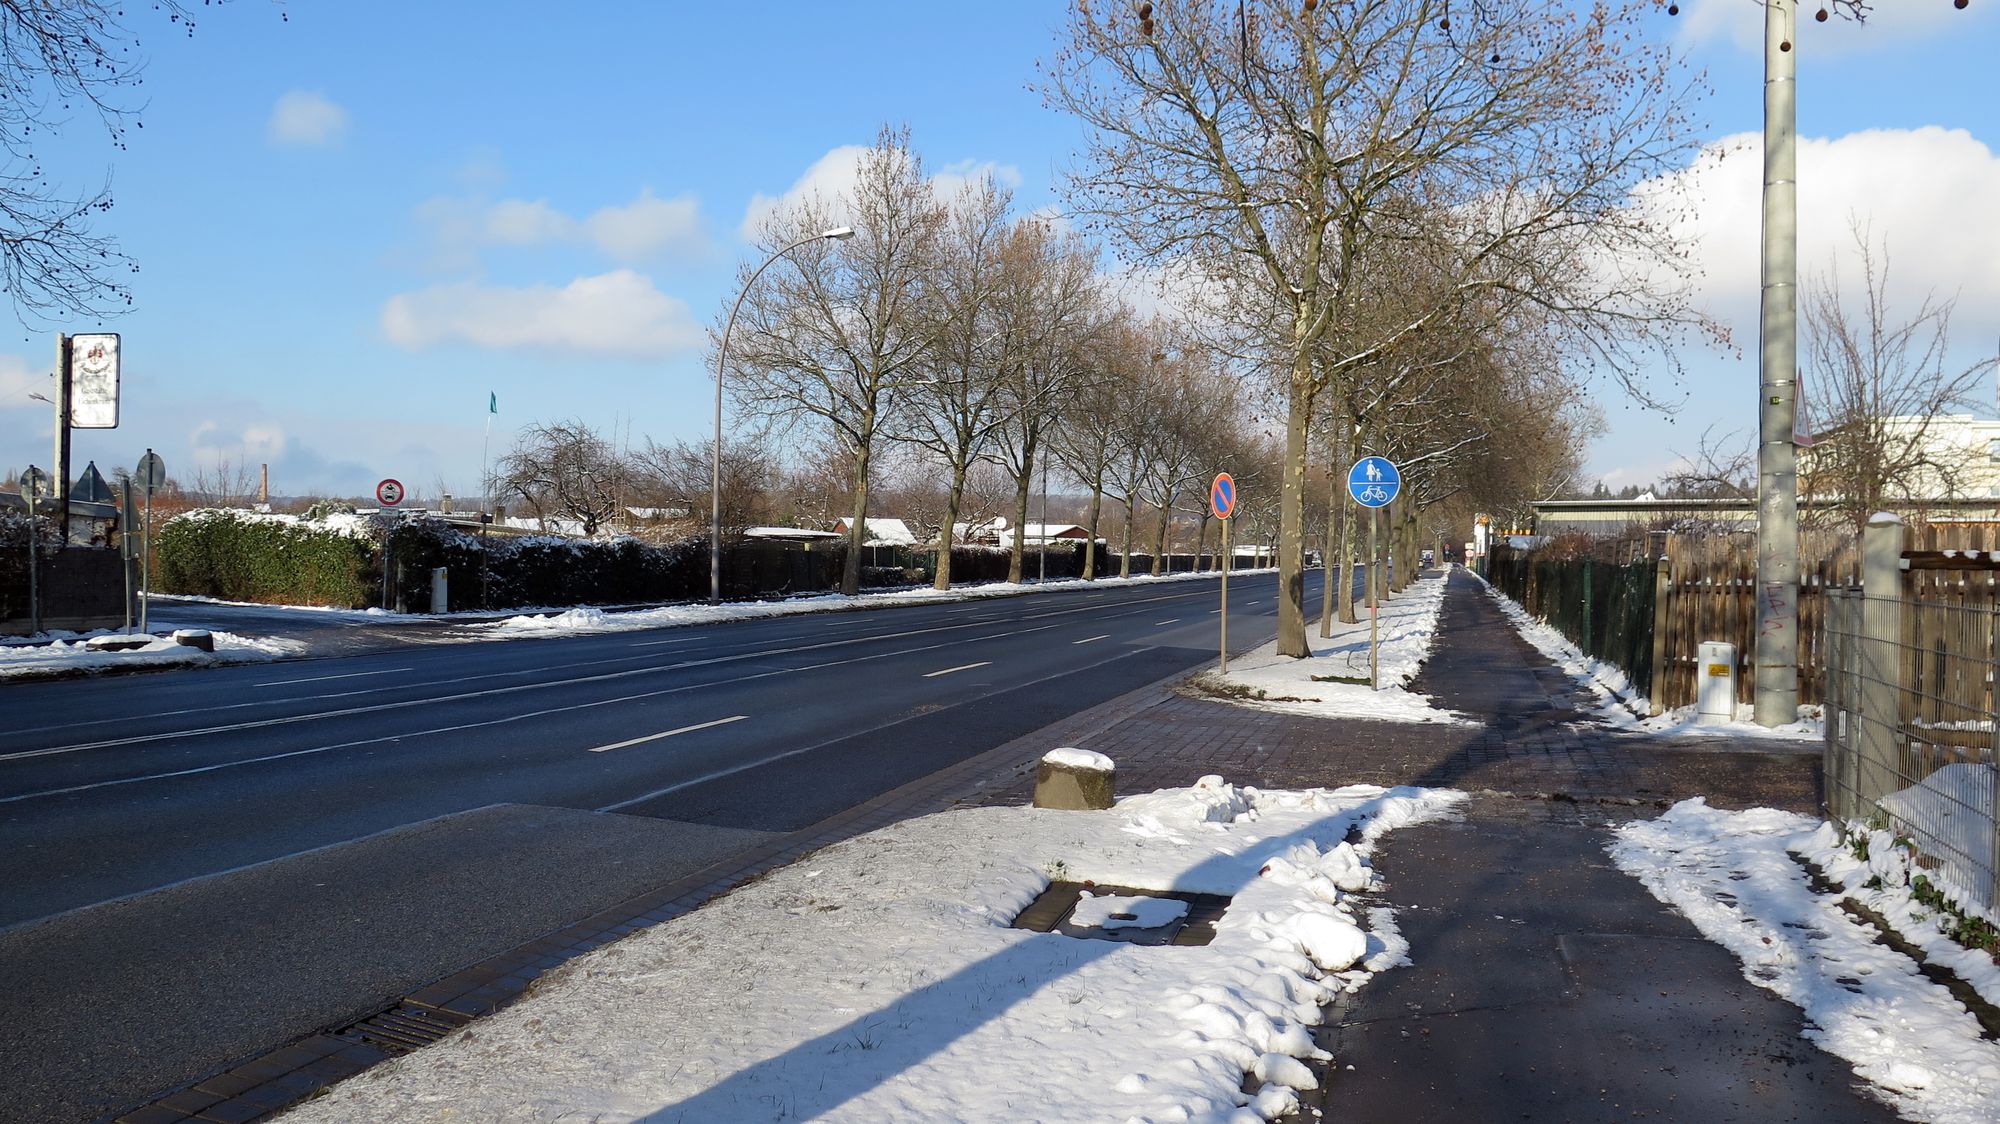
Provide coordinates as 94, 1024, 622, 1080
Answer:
894, 175, 1015, 589
1048, 308, 1146, 580
728, 126, 943, 595
186, 455, 260, 507
493, 419, 629, 536
631, 435, 772, 538
988, 217, 1107, 582
0, 3, 249, 320
1798, 225, 2000, 531
1044, 0, 1714, 656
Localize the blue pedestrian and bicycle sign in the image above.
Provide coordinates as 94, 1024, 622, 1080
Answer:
1347, 456, 1401, 508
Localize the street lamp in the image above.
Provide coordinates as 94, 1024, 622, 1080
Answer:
710, 225, 856, 603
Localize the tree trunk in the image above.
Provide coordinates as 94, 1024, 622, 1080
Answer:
1083, 482, 1104, 580
1196, 512, 1212, 570
1120, 490, 1136, 578
1276, 367, 1313, 657
1151, 502, 1170, 575
1320, 424, 1345, 637
1007, 437, 1035, 584
934, 459, 967, 591
841, 439, 873, 597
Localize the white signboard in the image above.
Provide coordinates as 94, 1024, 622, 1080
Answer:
70, 333, 121, 429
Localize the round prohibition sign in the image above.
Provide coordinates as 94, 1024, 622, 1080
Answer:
376, 478, 405, 507
1210, 472, 1237, 520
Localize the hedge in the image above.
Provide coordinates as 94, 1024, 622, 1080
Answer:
155, 508, 378, 606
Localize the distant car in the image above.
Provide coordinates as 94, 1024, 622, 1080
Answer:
1420, 549, 1435, 566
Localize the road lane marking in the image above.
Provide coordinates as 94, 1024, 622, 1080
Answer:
1156, 619, 1180, 626
597, 647, 1156, 813
254, 667, 414, 687
1209, 608, 1221, 614
631, 636, 702, 647
3, 579, 1275, 752
0, 616, 1098, 801
1073, 634, 1109, 645
924, 662, 991, 678
588, 715, 747, 753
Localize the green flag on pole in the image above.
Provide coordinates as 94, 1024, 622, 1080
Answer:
489, 392, 498, 414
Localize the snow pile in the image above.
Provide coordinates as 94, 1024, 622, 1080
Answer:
1201, 572, 1462, 724
0, 630, 301, 679
1873, 763, 1999, 915
1475, 574, 1822, 739
1611, 799, 2000, 1122
280, 779, 1465, 1124
481, 567, 1278, 639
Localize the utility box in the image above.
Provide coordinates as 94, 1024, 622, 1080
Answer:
430, 567, 449, 614
1697, 641, 1737, 725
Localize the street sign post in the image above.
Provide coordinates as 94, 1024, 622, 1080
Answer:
1348, 457, 1402, 689
376, 478, 405, 507
1211, 473, 1237, 674
136, 450, 166, 633
20, 467, 48, 635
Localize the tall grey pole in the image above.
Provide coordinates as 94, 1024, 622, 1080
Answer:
52, 334, 71, 545
1755, 0, 1801, 726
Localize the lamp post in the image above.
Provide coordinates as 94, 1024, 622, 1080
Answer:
711, 225, 856, 603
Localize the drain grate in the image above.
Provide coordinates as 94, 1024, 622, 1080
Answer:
1011, 881, 1232, 946
337, 1003, 472, 1055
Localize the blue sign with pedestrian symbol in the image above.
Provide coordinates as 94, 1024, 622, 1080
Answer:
1347, 456, 1401, 508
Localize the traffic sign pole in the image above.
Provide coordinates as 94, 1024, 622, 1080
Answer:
1369, 507, 1379, 690
1210, 473, 1237, 675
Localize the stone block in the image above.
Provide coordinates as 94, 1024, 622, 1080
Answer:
1033, 747, 1115, 810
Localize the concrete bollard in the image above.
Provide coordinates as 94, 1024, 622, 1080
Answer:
1034, 748, 1116, 810
171, 629, 214, 652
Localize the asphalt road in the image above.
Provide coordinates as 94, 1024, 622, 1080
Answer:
0, 569, 1329, 1122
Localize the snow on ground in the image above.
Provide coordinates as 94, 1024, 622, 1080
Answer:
481, 567, 1278, 640
148, 593, 419, 621
0, 630, 302, 679
280, 778, 1466, 1124
1472, 571, 1823, 740
1611, 799, 2000, 1123
1196, 571, 1464, 725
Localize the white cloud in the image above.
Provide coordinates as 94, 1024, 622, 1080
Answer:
1674, 0, 1995, 56
738, 146, 1025, 240
411, 189, 710, 269
191, 420, 288, 462
1636, 126, 2000, 347
267, 90, 349, 147
484, 198, 577, 245
379, 270, 704, 358
584, 189, 708, 262
739, 145, 871, 241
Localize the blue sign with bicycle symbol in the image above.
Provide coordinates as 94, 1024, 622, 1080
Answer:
1347, 456, 1401, 508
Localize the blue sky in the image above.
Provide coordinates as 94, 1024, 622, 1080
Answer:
1, 1, 1995, 502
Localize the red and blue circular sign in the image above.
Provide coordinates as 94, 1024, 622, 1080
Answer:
1210, 472, 1237, 520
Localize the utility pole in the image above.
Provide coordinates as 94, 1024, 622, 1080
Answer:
1755, 0, 1801, 727
51, 333, 72, 545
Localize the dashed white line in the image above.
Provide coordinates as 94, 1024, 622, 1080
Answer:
1073, 634, 1110, 645
923, 661, 992, 678
255, 667, 414, 687
631, 636, 702, 648
588, 715, 748, 753
1156, 619, 1180, 626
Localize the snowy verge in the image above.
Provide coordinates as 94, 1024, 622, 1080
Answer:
479, 567, 1278, 639
279, 778, 1465, 1124
0, 630, 302, 680
1473, 571, 1821, 740
1611, 799, 2000, 1123
1192, 571, 1464, 725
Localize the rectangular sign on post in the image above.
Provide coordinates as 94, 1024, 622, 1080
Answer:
69, 333, 121, 429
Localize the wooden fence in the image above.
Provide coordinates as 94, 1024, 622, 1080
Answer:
1501, 522, 2000, 712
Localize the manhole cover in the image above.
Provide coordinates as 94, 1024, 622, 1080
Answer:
1011, 881, 1232, 946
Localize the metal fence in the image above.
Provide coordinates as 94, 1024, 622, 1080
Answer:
1822, 522, 1999, 918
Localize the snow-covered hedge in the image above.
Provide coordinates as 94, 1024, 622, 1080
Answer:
386, 517, 707, 610
155, 508, 380, 607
